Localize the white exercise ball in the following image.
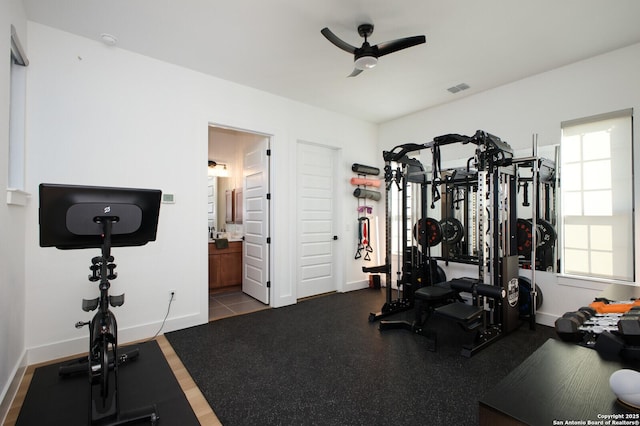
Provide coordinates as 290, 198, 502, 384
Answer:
610, 369, 640, 409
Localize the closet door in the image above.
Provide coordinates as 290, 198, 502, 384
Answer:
296, 142, 338, 299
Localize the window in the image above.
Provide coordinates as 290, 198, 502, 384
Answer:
9, 24, 28, 192
560, 109, 634, 282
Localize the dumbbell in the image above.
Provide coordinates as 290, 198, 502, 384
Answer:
576, 306, 622, 327
595, 312, 640, 360
555, 308, 620, 341
595, 331, 626, 360
555, 311, 588, 341
618, 312, 640, 345
579, 306, 596, 317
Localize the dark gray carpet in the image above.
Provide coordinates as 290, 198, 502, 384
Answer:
166, 289, 556, 425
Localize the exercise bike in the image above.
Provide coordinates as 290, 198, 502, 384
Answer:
58, 219, 158, 425
39, 183, 162, 425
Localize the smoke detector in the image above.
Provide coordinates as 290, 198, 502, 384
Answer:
100, 33, 118, 46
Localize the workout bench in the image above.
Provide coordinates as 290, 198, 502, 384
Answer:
430, 277, 506, 357
379, 276, 507, 357
379, 280, 460, 337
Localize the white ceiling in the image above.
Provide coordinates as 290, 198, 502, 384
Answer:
22, 0, 640, 124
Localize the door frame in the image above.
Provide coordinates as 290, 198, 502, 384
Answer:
208, 122, 272, 307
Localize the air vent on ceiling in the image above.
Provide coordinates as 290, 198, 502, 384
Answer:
447, 83, 470, 94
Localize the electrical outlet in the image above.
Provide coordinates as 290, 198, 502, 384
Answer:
169, 290, 176, 301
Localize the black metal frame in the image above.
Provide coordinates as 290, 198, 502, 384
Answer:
368, 130, 530, 356
366, 145, 436, 321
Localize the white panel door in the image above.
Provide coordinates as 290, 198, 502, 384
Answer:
242, 137, 270, 304
296, 142, 337, 299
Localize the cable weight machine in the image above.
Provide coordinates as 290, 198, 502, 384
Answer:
368, 131, 537, 355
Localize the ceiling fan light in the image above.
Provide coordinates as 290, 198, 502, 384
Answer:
354, 55, 377, 70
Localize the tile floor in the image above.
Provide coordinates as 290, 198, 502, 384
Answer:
209, 290, 269, 321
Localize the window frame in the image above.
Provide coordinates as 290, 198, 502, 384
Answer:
558, 108, 635, 285
7, 24, 30, 205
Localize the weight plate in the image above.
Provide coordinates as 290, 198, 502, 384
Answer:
535, 218, 557, 251
516, 218, 533, 256
413, 218, 442, 247
518, 276, 543, 317
440, 217, 464, 244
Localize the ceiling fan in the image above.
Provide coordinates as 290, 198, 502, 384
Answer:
321, 24, 426, 77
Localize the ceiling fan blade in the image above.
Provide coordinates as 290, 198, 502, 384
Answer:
348, 68, 363, 78
376, 35, 426, 57
321, 27, 357, 54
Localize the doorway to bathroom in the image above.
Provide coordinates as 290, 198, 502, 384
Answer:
208, 125, 271, 316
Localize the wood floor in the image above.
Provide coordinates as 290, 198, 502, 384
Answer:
2, 335, 220, 426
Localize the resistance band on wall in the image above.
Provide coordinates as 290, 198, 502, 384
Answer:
355, 217, 373, 260
351, 163, 381, 261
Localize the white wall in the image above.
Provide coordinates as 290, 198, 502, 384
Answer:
378, 42, 640, 326
0, 0, 29, 419
23, 22, 378, 363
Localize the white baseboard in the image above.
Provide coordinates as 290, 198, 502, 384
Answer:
0, 350, 27, 425
342, 279, 370, 293
26, 313, 204, 365
533, 311, 558, 328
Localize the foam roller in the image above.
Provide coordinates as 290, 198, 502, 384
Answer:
350, 177, 381, 187
353, 188, 381, 201
352, 163, 380, 176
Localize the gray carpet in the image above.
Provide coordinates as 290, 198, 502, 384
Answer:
166, 288, 556, 425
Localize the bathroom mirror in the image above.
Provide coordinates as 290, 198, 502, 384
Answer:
208, 176, 235, 235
